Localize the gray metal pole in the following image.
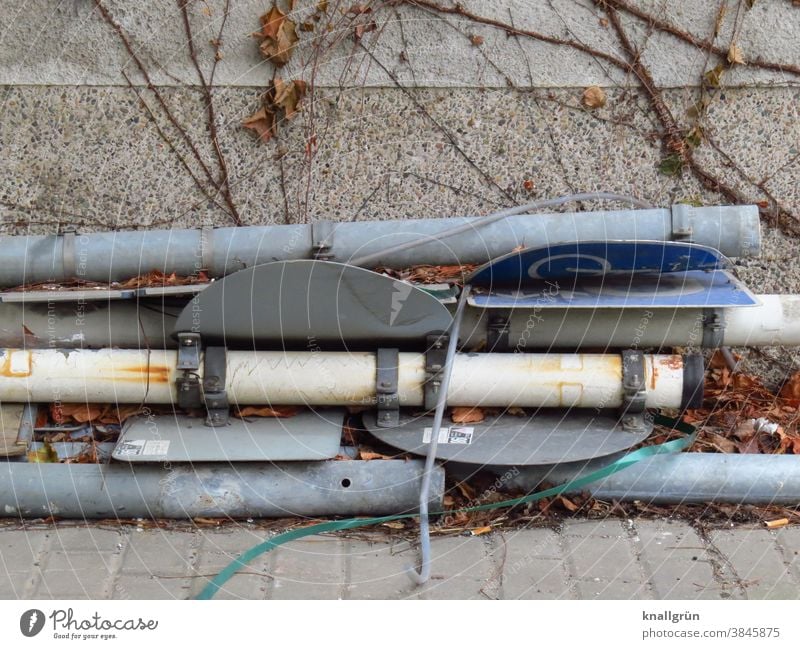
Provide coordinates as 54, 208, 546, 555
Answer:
0, 205, 759, 286
0, 460, 444, 519
0, 301, 180, 349
503, 453, 800, 505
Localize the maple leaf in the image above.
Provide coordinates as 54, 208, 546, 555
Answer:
258, 6, 299, 66
273, 78, 308, 119
242, 106, 277, 142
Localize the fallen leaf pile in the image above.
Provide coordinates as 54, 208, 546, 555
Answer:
49, 403, 150, 426
679, 351, 800, 454
6, 269, 210, 293
234, 405, 300, 418
376, 263, 478, 284
116, 269, 210, 289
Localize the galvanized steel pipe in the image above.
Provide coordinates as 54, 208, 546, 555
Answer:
0, 205, 759, 286
0, 460, 444, 519
504, 453, 800, 505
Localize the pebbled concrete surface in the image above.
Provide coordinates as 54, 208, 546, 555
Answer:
0, 84, 797, 241
1, 520, 799, 600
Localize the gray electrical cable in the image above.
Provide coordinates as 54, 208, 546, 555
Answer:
408, 284, 472, 585
350, 192, 655, 267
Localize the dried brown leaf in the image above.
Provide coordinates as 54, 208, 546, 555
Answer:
582, 85, 606, 109
727, 43, 745, 66
780, 372, 800, 404
456, 481, 476, 500
704, 64, 725, 88
193, 517, 223, 526
354, 20, 377, 40
359, 449, 393, 460
273, 78, 308, 119
347, 4, 372, 15
558, 496, 580, 512
469, 34, 484, 46
705, 432, 737, 453
235, 405, 300, 418
451, 406, 485, 424
242, 106, 277, 142
258, 6, 299, 66
51, 403, 103, 425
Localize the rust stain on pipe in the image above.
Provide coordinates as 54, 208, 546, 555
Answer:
0, 350, 31, 377
113, 365, 171, 383
659, 355, 683, 370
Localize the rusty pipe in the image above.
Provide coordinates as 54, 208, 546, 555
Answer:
0, 348, 695, 409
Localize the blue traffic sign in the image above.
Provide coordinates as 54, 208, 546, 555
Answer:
467, 270, 759, 309
467, 240, 731, 286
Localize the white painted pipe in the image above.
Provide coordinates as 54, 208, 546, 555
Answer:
0, 348, 687, 409
3, 294, 796, 352
460, 295, 800, 349
724, 295, 800, 347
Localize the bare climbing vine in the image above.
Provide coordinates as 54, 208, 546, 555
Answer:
95, 0, 242, 225
82, 0, 799, 232
390, 0, 800, 231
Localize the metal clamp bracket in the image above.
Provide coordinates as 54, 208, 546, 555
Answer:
176, 333, 202, 409
486, 312, 511, 352
702, 308, 725, 348
671, 204, 694, 240
60, 225, 78, 279
203, 346, 229, 427
199, 225, 215, 274
424, 333, 449, 411
311, 221, 336, 260
375, 348, 400, 428
620, 349, 648, 432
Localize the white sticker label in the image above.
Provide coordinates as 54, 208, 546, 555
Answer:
115, 440, 146, 456
115, 439, 170, 456
422, 426, 474, 445
143, 440, 170, 456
